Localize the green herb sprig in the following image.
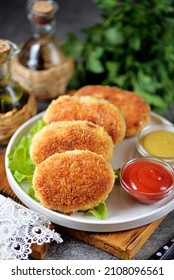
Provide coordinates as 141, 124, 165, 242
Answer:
61, 0, 174, 113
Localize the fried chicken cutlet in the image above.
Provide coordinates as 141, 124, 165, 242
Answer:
30, 120, 114, 164
43, 95, 126, 144
75, 85, 150, 137
32, 150, 115, 214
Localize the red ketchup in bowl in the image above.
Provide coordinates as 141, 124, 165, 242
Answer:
120, 158, 174, 203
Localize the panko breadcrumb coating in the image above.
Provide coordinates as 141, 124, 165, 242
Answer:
30, 120, 114, 164
75, 85, 150, 137
32, 150, 115, 214
43, 95, 126, 144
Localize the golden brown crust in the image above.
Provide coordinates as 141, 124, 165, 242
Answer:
32, 150, 115, 214
30, 120, 114, 164
75, 85, 150, 137
43, 95, 126, 144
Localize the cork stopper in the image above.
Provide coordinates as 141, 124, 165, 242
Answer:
31, 1, 56, 24
32, 1, 54, 14
0, 39, 10, 64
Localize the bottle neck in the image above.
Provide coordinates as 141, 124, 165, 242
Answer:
0, 60, 10, 84
29, 17, 56, 37
27, 0, 58, 38
0, 40, 19, 83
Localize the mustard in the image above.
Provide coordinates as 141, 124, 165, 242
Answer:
140, 130, 174, 158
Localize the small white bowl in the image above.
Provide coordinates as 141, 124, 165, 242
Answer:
136, 124, 174, 165
120, 157, 174, 204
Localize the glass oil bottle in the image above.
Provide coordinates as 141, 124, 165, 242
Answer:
0, 39, 37, 145
11, 0, 75, 100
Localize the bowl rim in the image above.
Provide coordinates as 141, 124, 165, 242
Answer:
136, 124, 174, 162
120, 157, 174, 197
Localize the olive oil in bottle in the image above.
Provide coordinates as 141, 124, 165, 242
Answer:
0, 39, 37, 145
0, 39, 29, 113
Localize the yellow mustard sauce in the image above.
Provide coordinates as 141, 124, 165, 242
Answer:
140, 130, 174, 158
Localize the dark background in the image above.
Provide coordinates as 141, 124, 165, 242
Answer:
0, 0, 174, 123
0, 0, 102, 44
0, 0, 103, 112
1, 0, 174, 122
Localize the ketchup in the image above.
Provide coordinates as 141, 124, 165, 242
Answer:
121, 159, 174, 203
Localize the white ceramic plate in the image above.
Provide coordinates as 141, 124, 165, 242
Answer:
5, 112, 174, 232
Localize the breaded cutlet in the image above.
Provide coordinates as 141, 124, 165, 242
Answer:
75, 85, 150, 137
43, 95, 126, 144
30, 120, 114, 164
32, 150, 115, 214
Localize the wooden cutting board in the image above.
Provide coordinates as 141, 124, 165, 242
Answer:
0, 149, 165, 260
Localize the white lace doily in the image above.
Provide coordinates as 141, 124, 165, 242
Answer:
0, 194, 63, 260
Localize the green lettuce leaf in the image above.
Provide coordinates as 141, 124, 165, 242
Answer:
113, 168, 120, 184
8, 120, 45, 184
28, 186, 40, 202
86, 202, 108, 220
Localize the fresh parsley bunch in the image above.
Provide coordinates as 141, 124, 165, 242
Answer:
61, 0, 174, 113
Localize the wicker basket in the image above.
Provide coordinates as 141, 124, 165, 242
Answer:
0, 94, 37, 145
11, 54, 75, 100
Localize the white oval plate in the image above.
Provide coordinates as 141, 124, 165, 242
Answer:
5, 112, 174, 232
